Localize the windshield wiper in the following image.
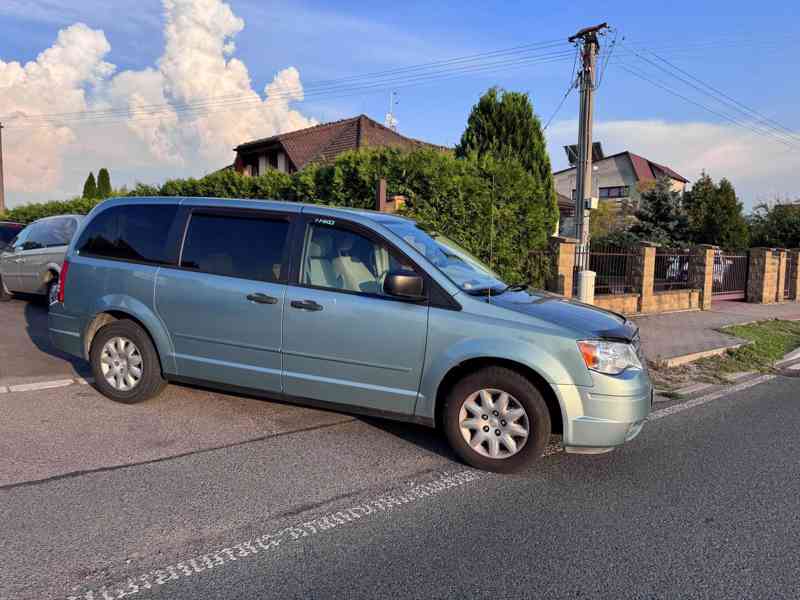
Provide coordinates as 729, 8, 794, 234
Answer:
499, 281, 531, 294
464, 286, 505, 296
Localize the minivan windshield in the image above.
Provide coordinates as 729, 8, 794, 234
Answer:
384, 221, 507, 294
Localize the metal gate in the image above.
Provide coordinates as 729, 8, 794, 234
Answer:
712, 253, 748, 300
786, 255, 797, 300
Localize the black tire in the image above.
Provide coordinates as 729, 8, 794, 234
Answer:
46, 275, 59, 306
444, 366, 551, 473
0, 274, 13, 302
90, 319, 166, 404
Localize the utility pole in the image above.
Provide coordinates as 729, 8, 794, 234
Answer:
569, 23, 607, 255
0, 122, 5, 214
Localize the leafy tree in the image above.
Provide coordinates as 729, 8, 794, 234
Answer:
96, 168, 112, 198
630, 176, 689, 247
82, 172, 97, 199
455, 86, 558, 221
685, 173, 749, 250
749, 201, 800, 248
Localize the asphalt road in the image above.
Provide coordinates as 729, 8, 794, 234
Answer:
2, 373, 799, 600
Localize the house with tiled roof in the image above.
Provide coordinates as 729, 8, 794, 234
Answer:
553, 146, 689, 236
234, 114, 444, 176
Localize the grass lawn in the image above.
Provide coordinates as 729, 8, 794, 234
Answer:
649, 319, 800, 390
711, 319, 800, 373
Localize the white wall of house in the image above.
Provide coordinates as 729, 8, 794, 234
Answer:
554, 155, 639, 204
277, 151, 287, 172
258, 155, 268, 176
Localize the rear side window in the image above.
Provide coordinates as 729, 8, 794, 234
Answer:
28, 217, 77, 248
76, 204, 179, 265
180, 213, 290, 283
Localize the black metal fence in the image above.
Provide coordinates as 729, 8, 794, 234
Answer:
712, 252, 748, 300
653, 249, 691, 292
573, 245, 640, 295
785, 255, 797, 300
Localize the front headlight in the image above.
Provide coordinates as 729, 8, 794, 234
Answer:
577, 340, 642, 375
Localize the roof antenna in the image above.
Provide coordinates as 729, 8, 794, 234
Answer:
384, 91, 399, 131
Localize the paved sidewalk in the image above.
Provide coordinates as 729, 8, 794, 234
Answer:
633, 300, 800, 364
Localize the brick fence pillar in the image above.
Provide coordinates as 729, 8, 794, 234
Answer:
776, 249, 787, 302
689, 244, 717, 310
547, 236, 577, 298
747, 248, 779, 303
634, 241, 657, 313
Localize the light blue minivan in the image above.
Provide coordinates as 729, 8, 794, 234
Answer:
49, 197, 652, 472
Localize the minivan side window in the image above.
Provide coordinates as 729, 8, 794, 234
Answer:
28, 217, 77, 249
302, 223, 417, 296
76, 205, 179, 265
180, 213, 290, 283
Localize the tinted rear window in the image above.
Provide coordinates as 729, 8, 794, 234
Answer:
0, 225, 22, 245
180, 213, 290, 282
76, 204, 179, 265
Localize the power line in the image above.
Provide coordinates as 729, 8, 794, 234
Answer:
2, 43, 571, 125
618, 40, 800, 148
543, 45, 580, 131
615, 60, 800, 150
639, 44, 800, 144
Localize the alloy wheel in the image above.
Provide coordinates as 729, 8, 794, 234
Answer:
458, 388, 530, 459
100, 336, 143, 391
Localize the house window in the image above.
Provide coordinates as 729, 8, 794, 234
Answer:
599, 186, 630, 199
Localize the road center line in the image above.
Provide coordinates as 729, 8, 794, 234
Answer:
64, 470, 483, 600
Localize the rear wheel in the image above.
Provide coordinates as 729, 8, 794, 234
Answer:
90, 320, 166, 404
444, 366, 551, 473
0, 274, 12, 302
46, 275, 59, 306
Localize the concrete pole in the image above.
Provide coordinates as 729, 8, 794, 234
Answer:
0, 122, 5, 214
569, 23, 606, 267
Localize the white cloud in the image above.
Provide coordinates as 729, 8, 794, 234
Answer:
547, 119, 799, 208
1, 0, 316, 206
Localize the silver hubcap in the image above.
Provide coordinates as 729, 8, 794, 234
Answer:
100, 337, 143, 391
459, 388, 530, 459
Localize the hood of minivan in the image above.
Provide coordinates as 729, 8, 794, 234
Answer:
484, 290, 638, 341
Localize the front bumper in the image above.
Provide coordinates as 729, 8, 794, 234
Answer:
554, 372, 652, 451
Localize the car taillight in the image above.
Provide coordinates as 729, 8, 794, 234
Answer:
57, 260, 70, 304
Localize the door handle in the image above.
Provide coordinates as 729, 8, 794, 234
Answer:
290, 299, 323, 312
246, 293, 279, 305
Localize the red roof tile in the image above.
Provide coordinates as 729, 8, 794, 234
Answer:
553, 151, 689, 184
235, 115, 444, 171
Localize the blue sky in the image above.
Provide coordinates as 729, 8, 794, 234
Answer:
1, 0, 798, 208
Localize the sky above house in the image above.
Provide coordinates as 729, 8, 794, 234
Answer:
1, 0, 798, 210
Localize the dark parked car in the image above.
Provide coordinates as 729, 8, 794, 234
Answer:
0, 221, 24, 252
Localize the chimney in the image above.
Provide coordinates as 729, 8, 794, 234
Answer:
376, 178, 388, 212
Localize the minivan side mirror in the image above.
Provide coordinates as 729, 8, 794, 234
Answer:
383, 271, 425, 300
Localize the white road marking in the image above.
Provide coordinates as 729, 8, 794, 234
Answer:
65, 470, 482, 600
0, 386, 7, 394
649, 374, 776, 421
8, 379, 75, 393
75, 377, 95, 385
57, 369, 783, 599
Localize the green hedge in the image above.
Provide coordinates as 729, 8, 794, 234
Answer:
2, 147, 557, 286
1, 196, 102, 224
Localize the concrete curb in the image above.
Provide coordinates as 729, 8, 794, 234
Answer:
657, 342, 746, 368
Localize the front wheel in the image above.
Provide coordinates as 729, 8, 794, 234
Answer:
444, 366, 551, 473
90, 320, 166, 404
